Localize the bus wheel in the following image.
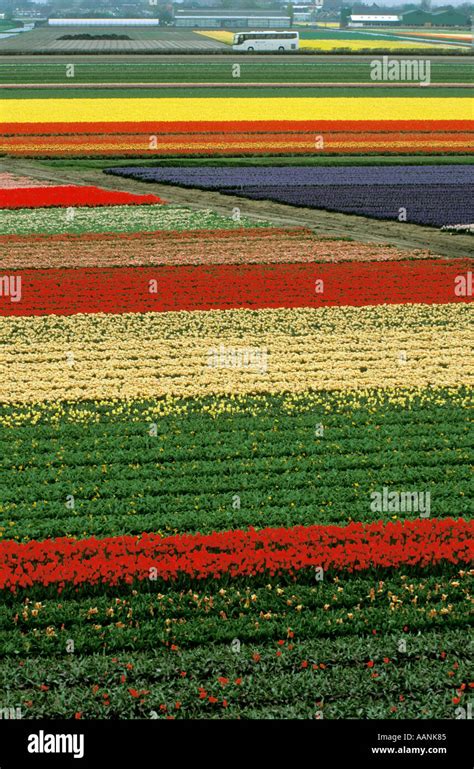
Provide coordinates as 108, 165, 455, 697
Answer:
247, 46, 254, 51
278, 46, 285, 52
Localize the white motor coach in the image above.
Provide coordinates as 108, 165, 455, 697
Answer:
232, 30, 299, 52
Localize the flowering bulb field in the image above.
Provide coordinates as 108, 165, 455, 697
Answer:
0, 172, 55, 188
0, 229, 433, 270
3, 127, 473, 158
0, 185, 164, 208
108, 164, 473, 187
1, 91, 472, 158
0, 260, 472, 316
198, 28, 470, 52
0, 202, 263, 235
0, 165, 472, 725
106, 164, 474, 228
0, 26, 473, 738
1, 520, 472, 591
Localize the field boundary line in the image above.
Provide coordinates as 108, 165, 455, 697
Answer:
0, 81, 472, 89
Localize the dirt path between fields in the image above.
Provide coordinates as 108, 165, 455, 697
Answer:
2, 157, 472, 259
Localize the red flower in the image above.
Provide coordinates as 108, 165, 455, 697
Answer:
252, 653, 261, 663
39, 684, 49, 692
1, 519, 470, 592
128, 689, 140, 699
74, 712, 82, 719
234, 678, 242, 686
218, 677, 229, 686
208, 696, 218, 704
452, 697, 461, 705
367, 661, 375, 668
301, 660, 308, 669
0, 186, 164, 210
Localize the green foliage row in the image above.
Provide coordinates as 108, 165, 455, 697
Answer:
1, 389, 470, 539
0, 571, 470, 718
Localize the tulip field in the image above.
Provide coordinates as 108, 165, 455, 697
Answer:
0, 185, 164, 208
1, 88, 473, 159
0, 164, 472, 721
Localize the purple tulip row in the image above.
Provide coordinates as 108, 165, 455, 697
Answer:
104, 165, 474, 227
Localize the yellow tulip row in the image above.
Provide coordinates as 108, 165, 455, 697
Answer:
0, 385, 469, 429
0, 303, 470, 404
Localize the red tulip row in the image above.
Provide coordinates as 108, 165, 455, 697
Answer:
0, 185, 164, 208
4, 132, 472, 157
0, 518, 471, 592
0, 259, 472, 317
1, 120, 470, 135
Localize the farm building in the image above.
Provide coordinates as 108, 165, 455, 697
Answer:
427, 9, 470, 27
348, 14, 401, 26
340, 7, 402, 26
342, 6, 471, 28
174, 10, 290, 28
401, 8, 470, 26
